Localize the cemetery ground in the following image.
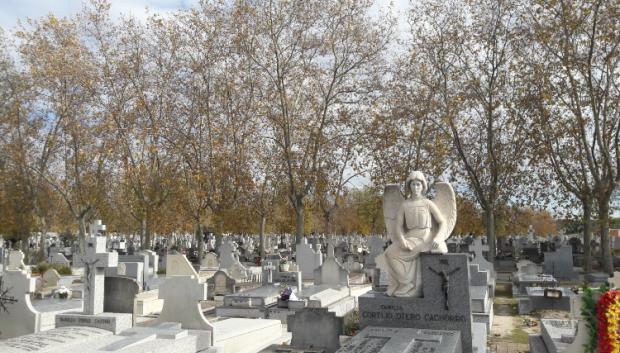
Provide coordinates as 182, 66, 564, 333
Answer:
2, 229, 620, 353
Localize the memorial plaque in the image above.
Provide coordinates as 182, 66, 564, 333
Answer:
359, 254, 472, 353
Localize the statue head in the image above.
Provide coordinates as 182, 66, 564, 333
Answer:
406, 171, 427, 196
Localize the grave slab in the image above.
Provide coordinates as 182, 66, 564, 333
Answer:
335, 326, 461, 353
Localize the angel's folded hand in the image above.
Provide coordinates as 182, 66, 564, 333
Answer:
400, 240, 412, 251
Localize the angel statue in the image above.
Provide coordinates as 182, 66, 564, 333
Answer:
375, 171, 457, 297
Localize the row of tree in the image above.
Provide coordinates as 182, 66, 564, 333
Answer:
0, 0, 617, 272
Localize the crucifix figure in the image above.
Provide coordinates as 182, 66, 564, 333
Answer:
428, 266, 461, 310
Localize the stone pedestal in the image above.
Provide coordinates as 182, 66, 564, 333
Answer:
359, 253, 474, 353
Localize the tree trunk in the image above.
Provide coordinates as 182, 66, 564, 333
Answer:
195, 222, 203, 257
144, 209, 152, 250
215, 219, 224, 252
78, 215, 88, 254
324, 210, 332, 236
140, 217, 147, 250
582, 200, 592, 273
38, 218, 48, 263
484, 208, 496, 263
259, 215, 266, 259
294, 196, 305, 244
598, 199, 613, 274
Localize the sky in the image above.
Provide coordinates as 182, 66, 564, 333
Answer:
0, 0, 411, 34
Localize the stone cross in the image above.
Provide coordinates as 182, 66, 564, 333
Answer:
469, 238, 488, 258
89, 220, 106, 237
82, 236, 118, 315
264, 261, 277, 284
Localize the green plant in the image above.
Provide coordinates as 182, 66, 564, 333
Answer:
343, 310, 360, 336
32, 262, 72, 275
582, 286, 598, 353
53, 264, 72, 275
33, 262, 50, 274
279, 259, 288, 265
581, 284, 610, 353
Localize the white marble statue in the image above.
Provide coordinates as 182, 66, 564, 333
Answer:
378, 171, 457, 297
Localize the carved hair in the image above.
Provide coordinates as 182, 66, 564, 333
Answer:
406, 171, 427, 194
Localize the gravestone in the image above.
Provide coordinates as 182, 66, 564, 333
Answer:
359, 253, 474, 353
165, 254, 199, 277
35, 268, 62, 298
49, 253, 70, 267
469, 264, 493, 331
206, 271, 236, 299
55, 235, 132, 334
336, 326, 461, 353
469, 239, 494, 275
218, 240, 237, 270
142, 250, 159, 274
119, 253, 149, 281
314, 243, 349, 286
7, 250, 26, 270
202, 252, 219, 269
334, 242, 348, 262
157, 274, 214, 342
104, 276, 140, 313
117, 262, 144, 288
0, 269, 41, 339
365, 236, 385, 267
296, 238, 323, 280
343, 256, 363, 273
42, 268, 61, 288
519, 287, 574, 315
288, 307, 343, 353
228, 260, 248, 281
608, 271, 620, 289
543, 246, 578, 280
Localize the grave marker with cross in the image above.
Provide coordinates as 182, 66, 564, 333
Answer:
263, 261, 277, 284
82, 234, 118, 315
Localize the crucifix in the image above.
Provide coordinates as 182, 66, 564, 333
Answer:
81, 234, 117, 315
428, 266, 461, 310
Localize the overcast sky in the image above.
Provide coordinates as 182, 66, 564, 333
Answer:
0, 0, 411, 34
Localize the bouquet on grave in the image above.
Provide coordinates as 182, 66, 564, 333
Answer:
280, 286, 297, 301
597, 289, 620, 353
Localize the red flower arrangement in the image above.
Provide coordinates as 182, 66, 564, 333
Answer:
597, 290, 620, 353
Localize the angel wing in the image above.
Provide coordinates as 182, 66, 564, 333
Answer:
430, 181, 457, 253
383, 184, 404, 244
